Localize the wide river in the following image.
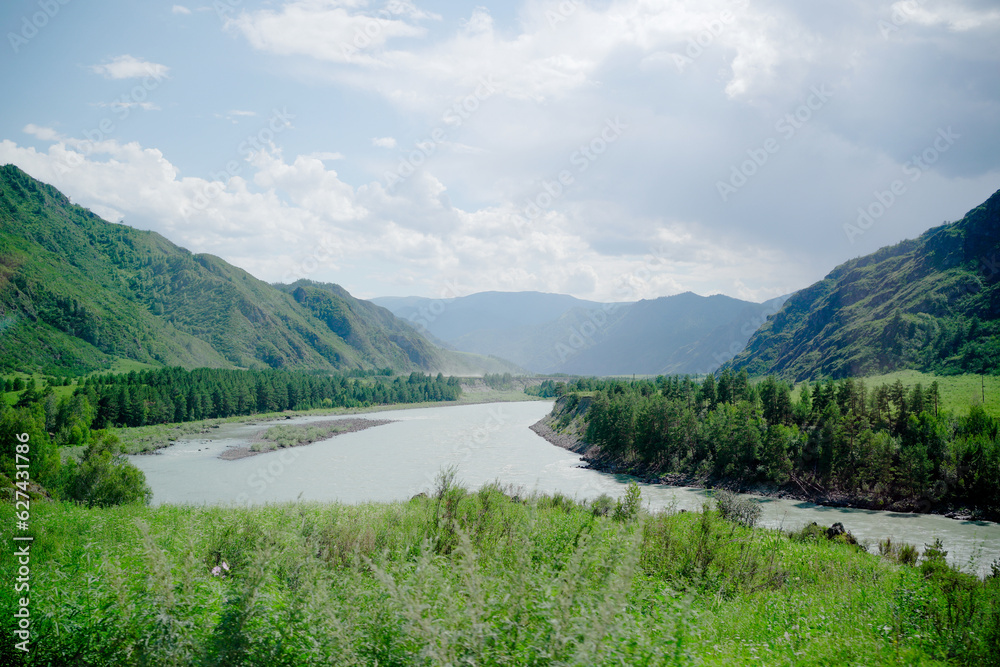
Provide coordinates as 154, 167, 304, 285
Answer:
131, 400, 1000, 576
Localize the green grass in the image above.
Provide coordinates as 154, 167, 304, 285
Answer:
858, 370, 1000, 417
790, 370, 1000, 418
2, 374, 78, 406
3, 484, 998, 666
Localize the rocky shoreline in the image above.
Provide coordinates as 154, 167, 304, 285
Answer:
219, 418, 395, 460
530, 413, 991, 523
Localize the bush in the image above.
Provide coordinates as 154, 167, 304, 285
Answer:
590, 493, 614, 517
64, 431, 152, 507
714, 490, 761, 528
612, 482, 642, 522
790, 522, 827, 542
877, 536, 919, 565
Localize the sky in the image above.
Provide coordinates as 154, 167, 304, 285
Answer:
1, 0, 998, 304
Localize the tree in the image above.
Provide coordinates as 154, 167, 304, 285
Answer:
761, 424, 796, 484
64, 431, 152, 507
760, 376, 792, 426
699, 374, 717, 410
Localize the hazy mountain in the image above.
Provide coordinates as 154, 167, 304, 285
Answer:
0, 165, 516, 375
556, 293, 788, 376
372, 291, 604, 341
726, 188, 1000, 380
374, 289, 788, 375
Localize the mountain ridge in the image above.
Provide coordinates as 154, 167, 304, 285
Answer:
725, 187, 1000, 380
0, 164, 516, 375
374, 289, 789, 375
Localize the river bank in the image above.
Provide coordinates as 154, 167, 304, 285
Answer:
218, 417, 395, 460
529, 411, 994, 523
118, 386, 547, 455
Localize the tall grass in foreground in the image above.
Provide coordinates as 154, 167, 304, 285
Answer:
2, 481, 999, 666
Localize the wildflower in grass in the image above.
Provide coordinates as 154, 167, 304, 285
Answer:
211, 566, 221, 576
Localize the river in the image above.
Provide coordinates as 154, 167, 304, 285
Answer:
130, 400, 1000, 576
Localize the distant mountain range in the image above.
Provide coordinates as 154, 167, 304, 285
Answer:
373, 291, 789, 375
0, 164, 518, 376
6, 163, 995, 381
726, 187, 1000, 380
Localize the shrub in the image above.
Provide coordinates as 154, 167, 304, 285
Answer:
590, 493, 614, 517
714, 490, 761, 528
791, 522, 827, 542
898, 543, 919, 566
878, 536, 918, 565
64, 430, 152, 507
612, 482, 642, 522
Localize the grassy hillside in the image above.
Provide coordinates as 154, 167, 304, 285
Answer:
727, 188, 1000, 380
3, 486, 998, 665
0, 165, 486, 375
847, 370, 1000, 418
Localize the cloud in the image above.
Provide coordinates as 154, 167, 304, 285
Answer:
172, 5, 191, 15
306, 151, 346, 161
216, 109, 258, 124
889, 1, 1000, 31
98, 101, 161, 111
89, 55, 170, 80
228, 1, 432, 65
0, 130, 809, 302
6, 0, 999, 304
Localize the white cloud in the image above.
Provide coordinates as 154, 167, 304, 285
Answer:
98, 101, 161, 111
216, 109, 258, 124
889, 1, 1000, 31
228, 1, 431, 65
306, 151, 346, 161
6, 0, 999, 304
89, 55, 170, 80
172, 5, 191, 15
23, 124, 60, 141
0, 131, 806, 302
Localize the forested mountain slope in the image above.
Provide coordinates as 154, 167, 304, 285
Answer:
0, 164, 500, 374
727, 188, 1000, 380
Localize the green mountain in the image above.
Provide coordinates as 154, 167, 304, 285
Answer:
727, 188, 1000, 380
0, 164, 512, 375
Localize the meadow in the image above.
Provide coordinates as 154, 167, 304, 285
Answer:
3, 478, 998, 666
